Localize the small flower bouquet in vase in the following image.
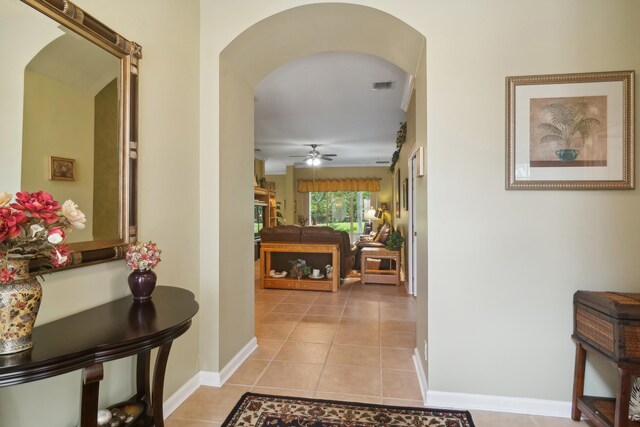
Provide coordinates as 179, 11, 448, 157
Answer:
325, 264, 333, 279
0, 191, 86, 354
126, 241, 161, 302
289, 258, 311, 279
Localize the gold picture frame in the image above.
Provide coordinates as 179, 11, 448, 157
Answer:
49, 156, 76, 181
506, 71, 634, 190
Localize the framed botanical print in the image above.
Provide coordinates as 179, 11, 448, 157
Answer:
506, 71, 634, 190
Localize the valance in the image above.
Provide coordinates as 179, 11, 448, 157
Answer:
297, 178, 381, 193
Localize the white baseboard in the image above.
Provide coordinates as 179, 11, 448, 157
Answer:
425, 390, 572, 418
199, 370, 222, 387
412, 348, 571, 418
163, 372, 202, 417
412, 347, 428, 405
163, 336, 258, 418
219, 337, 258, 385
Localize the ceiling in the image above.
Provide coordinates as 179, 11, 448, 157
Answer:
254, 51, 409, 174
27, 30, 119, 96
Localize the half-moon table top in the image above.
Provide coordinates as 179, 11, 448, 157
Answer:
0, 286, 199, 386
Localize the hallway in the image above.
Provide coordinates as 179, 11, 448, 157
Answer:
166, 277, 588, 426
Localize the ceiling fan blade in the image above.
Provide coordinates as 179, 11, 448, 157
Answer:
323, 154, 337, 157
321, 156, 334, 161
288, 155, 307, 158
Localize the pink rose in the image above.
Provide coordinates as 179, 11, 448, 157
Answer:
0, 208, 27, 243
11, 191, 60, 224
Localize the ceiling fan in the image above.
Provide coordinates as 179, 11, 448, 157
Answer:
289, 144, 337, 166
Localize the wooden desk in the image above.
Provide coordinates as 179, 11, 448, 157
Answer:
360, 247, 400, 286
260, 242, 340, 292
0, 286, 199, 427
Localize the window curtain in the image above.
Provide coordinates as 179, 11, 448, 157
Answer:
297, 178, 381, 193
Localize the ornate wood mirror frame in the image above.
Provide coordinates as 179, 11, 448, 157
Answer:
21, 0, 141, 268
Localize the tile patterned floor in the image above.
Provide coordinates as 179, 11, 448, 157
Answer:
166, 275, 591, 426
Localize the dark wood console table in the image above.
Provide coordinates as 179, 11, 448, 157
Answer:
0, 286, 199, 427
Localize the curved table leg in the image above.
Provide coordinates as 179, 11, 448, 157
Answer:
136, 350, 151, 405
151, 342, 173, 426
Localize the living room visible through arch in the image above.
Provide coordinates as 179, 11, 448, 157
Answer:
204, 3, 428, 379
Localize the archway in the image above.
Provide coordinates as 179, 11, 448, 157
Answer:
207, 3, 427, 380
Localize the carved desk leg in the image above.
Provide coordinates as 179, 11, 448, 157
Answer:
80, 363, 104, 427
571, 342, 586, 421
151, 342, 173, 427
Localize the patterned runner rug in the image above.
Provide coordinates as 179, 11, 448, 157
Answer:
222, 392, 475, 427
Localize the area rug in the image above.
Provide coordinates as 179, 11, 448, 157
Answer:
221, 392, 475, 427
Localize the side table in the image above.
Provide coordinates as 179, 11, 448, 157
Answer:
572, 291, 640, 427
360, 247, 400, 286
0, 286, 199, 427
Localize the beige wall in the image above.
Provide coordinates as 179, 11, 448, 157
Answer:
422, 1, 640, 401
218, 58, 255, 367
0, 2, 62, 192
93, 79, 120, 240
265, 173, 287, 223
392, 94, 414, 283
0, 1, 201, 425
254, 158, 265, 180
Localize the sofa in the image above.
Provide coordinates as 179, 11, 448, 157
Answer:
259, 225, 356, 278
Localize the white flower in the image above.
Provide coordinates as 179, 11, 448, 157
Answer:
48, 233, 63, 244
30, 224, 44, 237
54, 249, 68, 265
62, 200, 86, 229
0, 192, 11, 207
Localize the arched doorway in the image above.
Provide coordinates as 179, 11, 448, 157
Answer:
203, 3, 427, 380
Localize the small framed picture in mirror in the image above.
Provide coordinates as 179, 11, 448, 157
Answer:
49, 156, 76, 181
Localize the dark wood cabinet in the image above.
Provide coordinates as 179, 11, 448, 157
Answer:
0, 286, 199, 427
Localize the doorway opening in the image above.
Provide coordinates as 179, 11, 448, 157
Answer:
212, 3, 427, 376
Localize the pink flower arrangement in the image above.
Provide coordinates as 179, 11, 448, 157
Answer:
126, 241, 161, 271
0, 190, 86, 283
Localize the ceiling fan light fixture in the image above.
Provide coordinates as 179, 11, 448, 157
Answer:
312, 158, 321, 166
306, 158, 313, 166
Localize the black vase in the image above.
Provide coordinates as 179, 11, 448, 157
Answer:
127, 269, 157, 302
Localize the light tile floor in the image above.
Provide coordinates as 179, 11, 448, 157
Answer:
167, 275, 592, 427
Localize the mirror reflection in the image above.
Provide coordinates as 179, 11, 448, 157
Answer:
1, 0, 121, 244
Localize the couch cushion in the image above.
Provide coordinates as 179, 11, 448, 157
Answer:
374, 223, 390, 243
259, 225, 302, 243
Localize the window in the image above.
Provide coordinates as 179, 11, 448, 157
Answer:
309, 191, 372, 242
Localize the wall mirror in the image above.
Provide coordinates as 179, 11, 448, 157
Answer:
0, 0, 141, 268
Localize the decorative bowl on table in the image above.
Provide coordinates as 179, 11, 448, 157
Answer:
269, 270, 287, 278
